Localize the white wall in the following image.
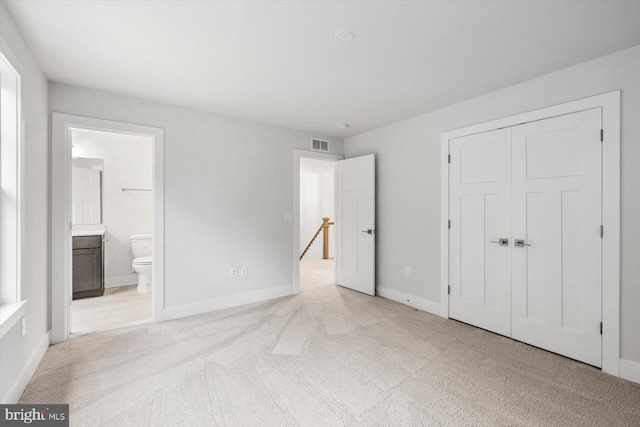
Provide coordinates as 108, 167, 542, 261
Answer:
49, 83, 343, 315
300, 160, 335, 260
345, 44, 640, 366
72, 130, 153, 287
0, 3, 49, 403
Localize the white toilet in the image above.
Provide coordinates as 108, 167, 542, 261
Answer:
130, 234, 152, 293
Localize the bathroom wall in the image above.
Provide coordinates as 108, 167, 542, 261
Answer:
300, 159, 335, 260
72, 129, 153, 287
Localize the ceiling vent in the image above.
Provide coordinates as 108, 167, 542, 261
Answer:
311, 138, 329, 152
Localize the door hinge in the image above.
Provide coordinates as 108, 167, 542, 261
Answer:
448, 285, 451, 295
600, 225, 604, 238
600, 129, 603, 142
448, 154, 451, 164
600, 322, 603, 335
448, 220, 451, 229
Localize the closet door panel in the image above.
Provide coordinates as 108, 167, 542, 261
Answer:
449, 128, 512, 337
511, 108, 602, 367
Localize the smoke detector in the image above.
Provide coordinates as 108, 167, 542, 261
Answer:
335, 30, 355, 43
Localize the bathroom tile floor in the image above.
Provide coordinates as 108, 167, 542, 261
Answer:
71, 284, 152, 335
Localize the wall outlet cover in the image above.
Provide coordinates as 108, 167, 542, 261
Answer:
240, 266, 248, 277
231, 267, 238, 278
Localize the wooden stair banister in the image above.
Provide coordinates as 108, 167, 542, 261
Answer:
300, 217, 334, 261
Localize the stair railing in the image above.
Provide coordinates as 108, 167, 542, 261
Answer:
300, 217, 334, 261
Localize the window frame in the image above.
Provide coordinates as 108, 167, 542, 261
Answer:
0, 44, 24, 339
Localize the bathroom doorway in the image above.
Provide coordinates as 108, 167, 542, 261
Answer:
69, 128, 153, 335
296, 153, 340, 293
51, 114, 164, 343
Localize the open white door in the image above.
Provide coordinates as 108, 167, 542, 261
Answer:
335, 154, 375, 295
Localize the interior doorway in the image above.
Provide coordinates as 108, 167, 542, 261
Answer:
51, 113, 164, 344
69, 128, 154, 335
293, 150, 343, 294
299, 158, 336, 292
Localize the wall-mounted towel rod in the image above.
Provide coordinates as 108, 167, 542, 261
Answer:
121, 188, 152, 192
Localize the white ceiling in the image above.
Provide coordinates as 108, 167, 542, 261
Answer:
5, 1, 640, 137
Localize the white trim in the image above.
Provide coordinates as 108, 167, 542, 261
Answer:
51, 113, 165, 344
619, 359, 640, 385
0, 49, 23, 307
292, 149, 343, 294
600, 94, 621, 377
440, 91, 621, 377
0, 299, 27, 339
440, 128, 450, 317
104, 275, 138, 288
377, 286, 447, 317
163, 285, 294, 321
1, 331, 49, 403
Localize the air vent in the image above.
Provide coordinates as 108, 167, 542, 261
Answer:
311, 138, 329, 152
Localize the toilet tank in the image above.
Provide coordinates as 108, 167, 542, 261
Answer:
130, 234, 152, 258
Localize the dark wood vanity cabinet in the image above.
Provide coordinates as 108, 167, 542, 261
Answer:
72, 235, 105, 299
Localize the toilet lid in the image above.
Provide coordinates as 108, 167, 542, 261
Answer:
133, 256, 152, 265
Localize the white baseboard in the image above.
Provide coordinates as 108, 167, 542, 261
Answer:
620, 359, 640, 384
377, 286, 447, 318
105, 275, 138, 288
163, 285, 294, 321
2, 331, 50, 404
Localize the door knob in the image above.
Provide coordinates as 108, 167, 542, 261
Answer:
514, 239, 531, 247
361, 229, 375, 235
489, 238, 509, 246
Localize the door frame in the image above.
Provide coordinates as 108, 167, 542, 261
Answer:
440, 91, 620, 376
51, 113, 165, 343
292, 149, 343, 294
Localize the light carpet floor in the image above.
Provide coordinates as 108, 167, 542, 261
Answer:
20, 259, 640, 426
71, 284, 152, 335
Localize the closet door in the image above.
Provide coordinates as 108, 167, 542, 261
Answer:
449, 128, 512, 337
511, 109, 602, 367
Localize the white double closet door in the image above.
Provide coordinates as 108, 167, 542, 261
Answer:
449, 109, 603, 367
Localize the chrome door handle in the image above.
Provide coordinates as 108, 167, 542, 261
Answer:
514, 239, 531, 247
361, 229, 375, 235
489, 238, 509, 246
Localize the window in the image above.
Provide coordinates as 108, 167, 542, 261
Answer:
0, 50, 21, 310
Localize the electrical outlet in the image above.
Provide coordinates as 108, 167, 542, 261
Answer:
240, 266, 248, 277
21, 318, 26, 337
230, 267, 238, 278
405, 267, 412, 278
